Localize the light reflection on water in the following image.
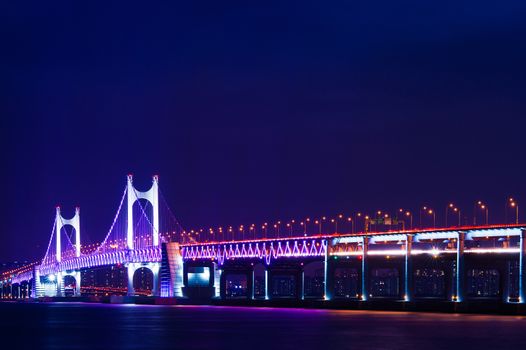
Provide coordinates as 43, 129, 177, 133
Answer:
1, 302, 525, 349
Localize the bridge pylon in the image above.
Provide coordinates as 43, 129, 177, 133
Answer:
126, 174, 159, 250
55, 206, 81, 261
45, 206, 82, 297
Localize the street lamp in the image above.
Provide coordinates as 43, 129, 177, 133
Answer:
239, 225, 245, 240
474, 201, 489, 225
273, 221, 282, 238
420, 206, 429, 228
418, 206, 431, 228
398, 208, 411, 230
337, 214, 344, 233
445, 203, 455, 227
347, 217, 354, 234
453, 207, 461, 226
405, 211, 413, 230
331, 218, 338, 233
509, 198, 519, 224
315, 219, 322, 234
354, 213, 362, 233
372, 210, 384, 232
427, 209, 436, 228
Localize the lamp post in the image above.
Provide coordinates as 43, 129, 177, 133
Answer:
405, 211, 413, 230
474, 201, 489, 225
347, 217, 354, 234
274, 221, 282, 238
428, 209, 436, 228
398, 208, 411, 230
355, 213, 362, 233
510, 199, 519, 224
453, 207, 461, 226
315, 219, 322, 234
286, 221, 294, 237
446, 203, 455, 227
475, 202, 489, 225
420, 207, 428, 228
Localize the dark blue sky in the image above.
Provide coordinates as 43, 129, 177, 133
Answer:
1, 1, 526, 260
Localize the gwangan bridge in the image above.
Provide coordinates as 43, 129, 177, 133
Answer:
2, 175, 526, 308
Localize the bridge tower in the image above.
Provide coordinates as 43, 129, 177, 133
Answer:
126, 174, 160, 296
55, 206, 81, 260
126, 174, 159, 249
54, 206, 82, 297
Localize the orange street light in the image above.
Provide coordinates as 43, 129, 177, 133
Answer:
508, 198, 519, 224
474, 201, 489, 225
405, 211, 413, 230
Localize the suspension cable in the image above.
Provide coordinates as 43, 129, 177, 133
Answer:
95, 186, 128, 254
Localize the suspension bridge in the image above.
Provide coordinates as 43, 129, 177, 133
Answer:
1, 175, 526, 307
1, 175, 186, 298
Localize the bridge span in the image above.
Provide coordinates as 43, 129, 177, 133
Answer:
1, 176, 525, 306
179, 224, 526, 303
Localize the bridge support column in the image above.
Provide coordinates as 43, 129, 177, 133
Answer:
404, 235, 413, 301
520, 229, 526, 303
127, 264, 135, 296
455, 231, 465, 302
264, 268, 269, 300
213, 263, 221, 298
324, 240, 333, 301
361, 236, 369, 301
152, 263, 160, 297
249, 267, 255, 300
56, 272, 64, 297
32, 266, 42, 298
300, 270, 305, 300
219, 269, 226, 299
76, 271, 82, 297
502, 261, 510, 303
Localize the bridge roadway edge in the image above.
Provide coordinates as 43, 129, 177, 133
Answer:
2, 297, 526, 316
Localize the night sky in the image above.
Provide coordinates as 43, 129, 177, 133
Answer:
1, 2, 526, 261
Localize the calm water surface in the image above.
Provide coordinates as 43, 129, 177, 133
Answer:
1, 302, 525, 349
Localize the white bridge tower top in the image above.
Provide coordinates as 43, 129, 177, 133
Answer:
55, 206, 81, 262
126, 174, 159, 250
